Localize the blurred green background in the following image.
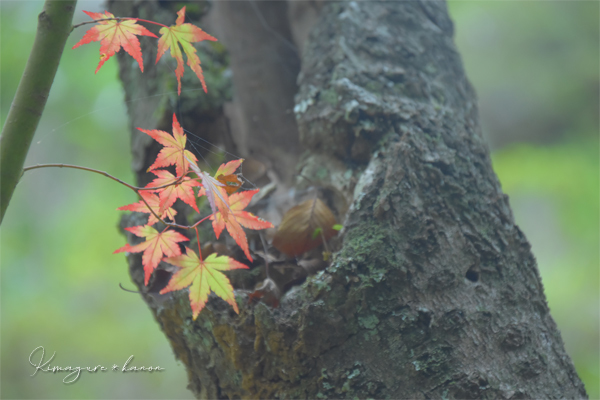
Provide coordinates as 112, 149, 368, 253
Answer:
1, 1, 598, 398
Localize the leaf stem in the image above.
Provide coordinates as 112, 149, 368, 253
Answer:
134, 18, 168, 28
195, 227, 203, 262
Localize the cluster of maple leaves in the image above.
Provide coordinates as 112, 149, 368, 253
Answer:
72, 6, 342, 320
114, 114, 273, 319
73, 6, 215, 94
73, 7, 273, 319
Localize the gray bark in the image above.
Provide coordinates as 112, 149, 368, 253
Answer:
211, 0, 302, 185
109, 1, 587, 398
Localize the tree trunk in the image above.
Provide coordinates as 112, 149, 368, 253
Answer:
108, 1, 587, 398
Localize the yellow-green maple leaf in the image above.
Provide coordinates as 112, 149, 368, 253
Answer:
161, 248, 248, 319
156, 6, 217, 94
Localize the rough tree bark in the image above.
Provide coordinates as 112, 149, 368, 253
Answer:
108, 1, 587, 398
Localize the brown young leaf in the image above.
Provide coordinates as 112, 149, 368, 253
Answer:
272, 198, 337, 257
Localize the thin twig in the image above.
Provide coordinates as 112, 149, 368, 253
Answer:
191, 214, 212, 229
71, 17, 167, 33
119, 283, 143, 294
22, 163, 212, 230
23, 163, 181, 191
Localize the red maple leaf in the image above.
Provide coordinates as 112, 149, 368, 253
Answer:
156, 6, 217, 94
114, 225, 188, 284
118, 191, 177, 225
161, 247, 248, 319
139, 114, 197, 176
211, 190, 273, 261
147, 170, 200, 213
72, 10, 157, 73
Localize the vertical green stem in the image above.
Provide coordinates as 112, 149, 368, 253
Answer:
0, 0, 77, 223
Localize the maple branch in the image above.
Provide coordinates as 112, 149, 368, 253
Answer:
21, 163, 211, 230
137, 175, 186, 191
135, 192, 172, 228
71, 17, 168, 32
22, 163, 182, 191
23, 163, 142, 191
119, 283, 143, 294
192, 214, 212, 229
0, 0, 77, 224
21, 163, 199, 229
131, 18, 169, 28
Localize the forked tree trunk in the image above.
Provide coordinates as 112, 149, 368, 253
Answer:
108, 1, 587, 398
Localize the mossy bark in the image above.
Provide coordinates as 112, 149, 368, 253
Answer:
110, 1, 587, 398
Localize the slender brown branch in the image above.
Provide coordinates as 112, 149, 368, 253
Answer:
135, 192, 171, 228
22, 163, 213, 231
71, 17, 124, 31
23, 163, 137, 189
137, 175, 186, 191
119, 283, 143, 294
23, 163, 180, 191
191, 214, 212, 229
71, 16, 167, 32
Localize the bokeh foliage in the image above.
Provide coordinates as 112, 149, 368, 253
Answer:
1, 1, 597, 398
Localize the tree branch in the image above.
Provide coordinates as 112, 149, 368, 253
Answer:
0, 0, 77, 224
71, 17, 167, 31
22, 163, 208, 230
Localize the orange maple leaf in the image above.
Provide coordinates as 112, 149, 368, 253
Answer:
139, 114, 197, 176
117, 191, 177, 226
114, 225, 188, 285
161, 247, 248, 319
272, 198, 338, 257
147, 170, 201, 213
156, 6, 217, 94
211, 189, 273, 261
72, 10, 157, 73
